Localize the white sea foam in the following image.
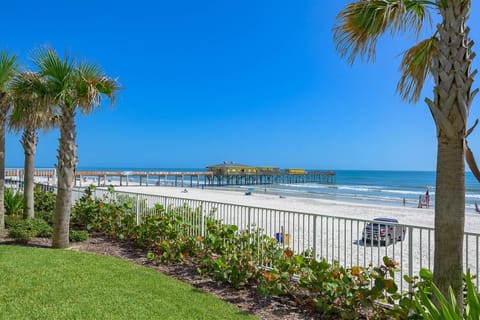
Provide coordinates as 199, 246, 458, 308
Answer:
381, 189, 426, 196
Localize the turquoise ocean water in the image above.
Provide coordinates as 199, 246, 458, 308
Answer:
78, 168, 480, 213
224, 170, 480, 212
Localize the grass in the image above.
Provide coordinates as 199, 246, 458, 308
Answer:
0, 245, 256, 320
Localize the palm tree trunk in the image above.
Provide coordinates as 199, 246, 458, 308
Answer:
21, 127, 38, 219
431, 0, 475, 310
52, 107, 77, 249
0, 99, 6, 231
434, 139, 465, 306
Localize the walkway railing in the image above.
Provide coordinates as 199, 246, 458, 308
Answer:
67, 187, 480, 292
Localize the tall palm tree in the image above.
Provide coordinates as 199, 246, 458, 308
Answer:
333, 0, 476, 309
9, 71, 57, 219
34, 48, 119, 248
0, 51, 18, 231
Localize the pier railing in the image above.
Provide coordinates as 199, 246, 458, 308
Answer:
68, 187, 480, 292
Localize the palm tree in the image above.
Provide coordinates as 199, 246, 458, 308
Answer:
0, 51, 18, 231
9, 71, 57, 219
333, 0, 476, 309
34, 48, 119, 248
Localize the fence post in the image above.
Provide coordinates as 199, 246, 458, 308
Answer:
136, 194, 140, 225
313, 215, 317, 258
408, 226, 413, 292
201, 200, 205, 238
248, 207, 252, 233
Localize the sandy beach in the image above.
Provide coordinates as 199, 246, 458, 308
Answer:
113, 185, 480, 233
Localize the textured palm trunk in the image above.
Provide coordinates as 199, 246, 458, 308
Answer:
434, 140, 465, 304
52, 106, 77, 249
429, 0, 475, 310
21, 127, 38, 219
0, 97, 6, 231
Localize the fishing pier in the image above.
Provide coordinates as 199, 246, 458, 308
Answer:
72, 163, 335, 187
5, 163, 336, 188
74, 171, 209, 187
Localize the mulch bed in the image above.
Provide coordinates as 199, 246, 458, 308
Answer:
0, 231, 322, 320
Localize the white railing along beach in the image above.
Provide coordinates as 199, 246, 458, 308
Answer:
67, 187, 480, 292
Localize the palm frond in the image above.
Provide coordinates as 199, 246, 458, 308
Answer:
96, 77, 120, 105
31, 49, 119, 116
75, 62, 102, 112
33, 47, 75, 99
75, 62, 120, 114
397, 36, 437, 102
0, 51, 18, 92
9, 71, 57, 132
333, 0, 434, 64
34, 48, 70, 79
10, 72, 43, 97
77, 62, 121, 102
77, 61, 102, 79
9, 98, 57, 133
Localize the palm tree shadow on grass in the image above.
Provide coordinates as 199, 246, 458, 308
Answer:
0, 240, 51, 249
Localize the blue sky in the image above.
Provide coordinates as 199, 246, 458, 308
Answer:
1, 1, 479, 171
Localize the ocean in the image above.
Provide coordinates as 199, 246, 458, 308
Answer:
77, 168, 480, 212
232, 170, 480, 211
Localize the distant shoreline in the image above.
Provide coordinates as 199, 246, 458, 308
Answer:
10, 167, 479, 214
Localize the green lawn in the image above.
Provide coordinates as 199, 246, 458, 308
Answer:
0, 245, 256, 320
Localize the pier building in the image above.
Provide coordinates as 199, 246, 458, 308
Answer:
205, 162, 335, 186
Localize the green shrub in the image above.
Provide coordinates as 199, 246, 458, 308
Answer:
71, 186, 202, 265
29, 218, 53, 237
4, 188, 23, 216
8, 227, 36, 243
69, 230, 89, 242
198, 219, 281, 288
92, 202, 127, 234
33, 186, 56, 212
257, 248, 310, 297
71, 185, 134, 235
394, 269, 480, 320
71, 185, 99, 228
7, 218, 53, 242
203, 233, 262, 287
142, 205, 200, 264
35, 211, 54, 226
115, 193, 137, 212
463, 271, 480, 320
260, 254, 397, 319
5, 215, 24, 229
116, 211, 137, 240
